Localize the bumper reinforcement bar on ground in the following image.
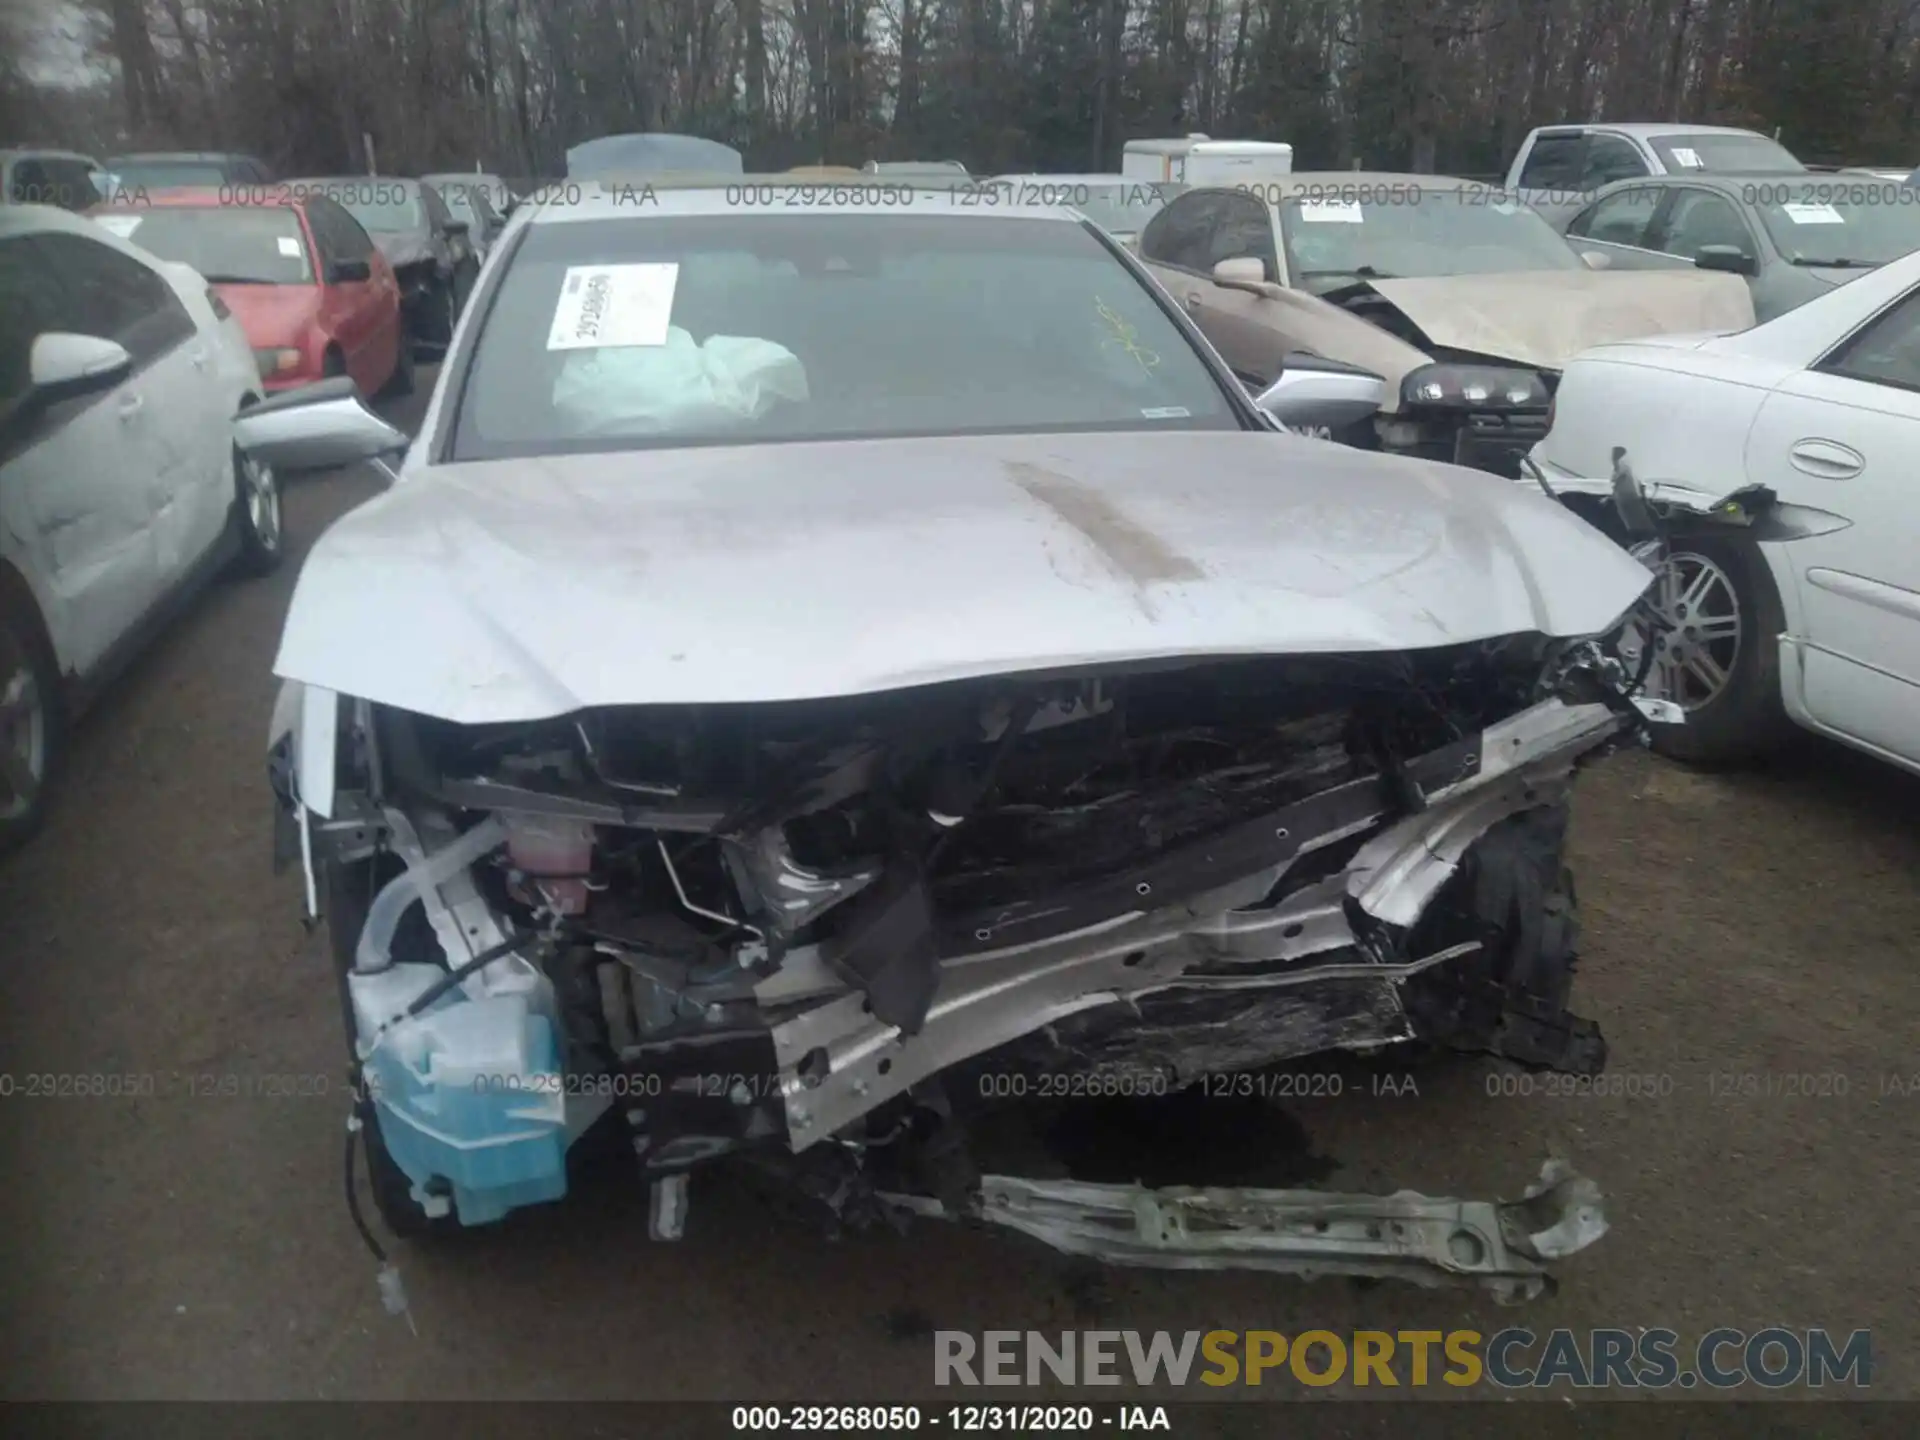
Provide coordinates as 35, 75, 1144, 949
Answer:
885, 1158, 1606, 1304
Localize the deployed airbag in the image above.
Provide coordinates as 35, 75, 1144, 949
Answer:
552, 328, 810, 433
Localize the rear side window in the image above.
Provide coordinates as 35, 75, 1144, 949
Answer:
1568, 186, 1664, 246
1821, 288, 1920, 393
1580, 136, 1650, 188
7, 158, 95, 208
1519, 134, 1584, 190
34, 233, 195, 365
312, 197, 377, 263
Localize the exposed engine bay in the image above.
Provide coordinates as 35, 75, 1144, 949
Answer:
272, 637, 1650, 1299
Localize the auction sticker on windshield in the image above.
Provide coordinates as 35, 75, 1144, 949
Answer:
1297, 201, 1364, 223
276, 236, 303, 257
1671, 146, 1704, 168
547, 263, 679, 350
1781, 202, 1846, 225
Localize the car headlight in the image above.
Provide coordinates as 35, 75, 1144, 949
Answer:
253, 347, 301, 378
1401, 363, 1550, 411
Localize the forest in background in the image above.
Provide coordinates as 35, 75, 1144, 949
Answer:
1, 0, 1914, 180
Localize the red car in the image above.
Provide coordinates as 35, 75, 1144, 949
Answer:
88, 186, 411, 396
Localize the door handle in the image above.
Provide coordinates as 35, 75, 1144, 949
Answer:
1788, 438, 1864, 479
116, 392, 143, 422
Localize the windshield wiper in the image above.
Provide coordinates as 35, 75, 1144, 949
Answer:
1300, 266, 1396, 281
1788, 257, 1879, 269
197, 273, 276, 285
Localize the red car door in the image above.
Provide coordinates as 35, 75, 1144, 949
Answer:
314, 196, 403, 391
305, 198, 386, 391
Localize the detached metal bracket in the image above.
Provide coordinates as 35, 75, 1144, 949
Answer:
885, 1157, 1606, 1305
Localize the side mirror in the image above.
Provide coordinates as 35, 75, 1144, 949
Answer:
1579, 249, 1612, 270
443, 219, 470, 237
1212, 256, 1277, 295
1253, 355, 1387, 432
1694, 245, 1757, 277
231, 377, 409, 473
30, 333, 133, 406
327, 259, 372, 284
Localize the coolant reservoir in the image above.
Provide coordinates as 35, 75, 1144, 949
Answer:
503, 814, 594, 914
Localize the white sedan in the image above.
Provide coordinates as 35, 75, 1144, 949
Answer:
1530, 244, 1920, 771
0, 203, 283, 851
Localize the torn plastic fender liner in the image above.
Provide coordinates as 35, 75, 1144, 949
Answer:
885, 1158, 1607, 1303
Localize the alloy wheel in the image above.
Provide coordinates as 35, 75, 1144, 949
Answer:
243, 453, 282, 552
1618, 544, 1743, 711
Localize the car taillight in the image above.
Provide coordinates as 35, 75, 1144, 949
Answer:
206, 287, 231, 320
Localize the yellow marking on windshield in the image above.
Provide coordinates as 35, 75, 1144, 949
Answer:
1095, 295, 1160, 374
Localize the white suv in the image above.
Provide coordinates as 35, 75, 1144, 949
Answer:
0, 204, 284, 852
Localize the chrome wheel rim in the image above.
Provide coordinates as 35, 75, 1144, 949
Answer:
0, 639, 46, 822
243, 453, 281, 551
1619, 545, 1742, 711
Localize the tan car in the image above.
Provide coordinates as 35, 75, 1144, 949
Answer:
1137, 172, 1756, 473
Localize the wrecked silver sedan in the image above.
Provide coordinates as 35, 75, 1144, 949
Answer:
248, 187, 1655, 1302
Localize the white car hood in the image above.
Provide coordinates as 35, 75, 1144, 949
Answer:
275, 430, 1654, 723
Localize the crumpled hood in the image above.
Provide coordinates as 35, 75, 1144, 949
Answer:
274, 430, 1654, 723
1364, 270, 1756, 370
372, 231, 435, 269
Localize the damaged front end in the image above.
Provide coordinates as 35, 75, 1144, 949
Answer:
273, 636, 1646, 1297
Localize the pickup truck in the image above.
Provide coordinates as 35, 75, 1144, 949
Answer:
1503, 123, 1804, 227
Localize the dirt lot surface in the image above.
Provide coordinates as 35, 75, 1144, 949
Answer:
2, 377, 1916, 1408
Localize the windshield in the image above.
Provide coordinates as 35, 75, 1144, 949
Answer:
90, 204, 313, 284
106, 159, 228, 190
1280, 191, 1581, 287
296, 180, 421, 233
1749, 187, 1920, 265
452, 213, 1238, 460
1649, 134, 1803, 173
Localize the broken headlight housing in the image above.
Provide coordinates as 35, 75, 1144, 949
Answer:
1400, 363, 1551, 411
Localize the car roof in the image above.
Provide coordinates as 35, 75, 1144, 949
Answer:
990, 173, 1168, 187
289, 175, 422, 193
1532, 122, 1780, 140
516, 179, 1078, 225
1, 147, 101, 163
92, 185, 299, 209
0, 201, 115, 237
1210, 171, 1485, 194
107, 150, 259, 163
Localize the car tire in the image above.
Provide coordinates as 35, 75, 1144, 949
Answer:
0, 593, 63, 858
324, 856, 463, 1242
378, 326, 415, 399
228, 445, 284, 577
1624, 534, 1795, 766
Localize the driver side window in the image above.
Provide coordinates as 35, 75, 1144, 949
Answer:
1657, 190, 1756, 262
1138, 192, 1229, 272
1568, 186, 1663, 247
1206, 193, 1279, 281
1821, 288, 1920, 393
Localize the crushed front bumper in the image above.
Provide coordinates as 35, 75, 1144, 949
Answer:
889, 1158, 1607, 1304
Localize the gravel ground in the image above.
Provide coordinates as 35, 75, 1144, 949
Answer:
2, 377, 1916, 1404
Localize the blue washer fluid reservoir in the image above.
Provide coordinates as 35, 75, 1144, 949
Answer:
351, 963, 569, 1226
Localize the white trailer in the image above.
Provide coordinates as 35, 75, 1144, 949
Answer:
1122, 135, 1294, 186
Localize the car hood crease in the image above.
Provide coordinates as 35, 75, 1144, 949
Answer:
273, 430, 1655, 723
